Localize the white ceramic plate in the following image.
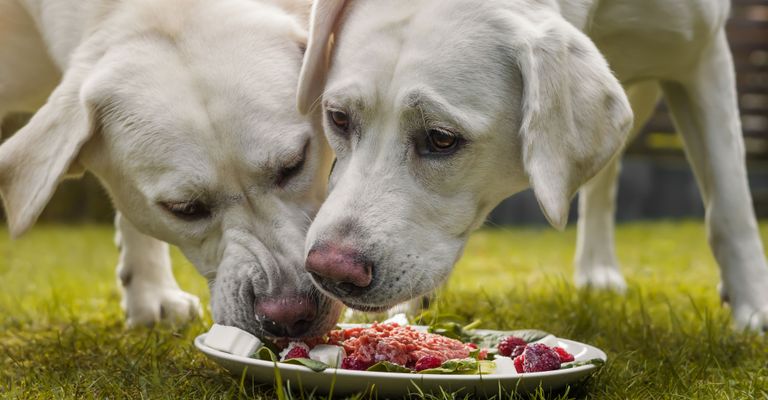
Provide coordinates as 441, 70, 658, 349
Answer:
195, 327, 607, 397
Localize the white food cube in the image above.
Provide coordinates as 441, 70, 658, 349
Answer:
204, 324, 262, 357
309, 345, 346, 368
534, 334, 559, 348
382, 313, 409, 326
493, 356, 520, 375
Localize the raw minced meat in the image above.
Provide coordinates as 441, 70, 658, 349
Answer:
328, 322, 474, 368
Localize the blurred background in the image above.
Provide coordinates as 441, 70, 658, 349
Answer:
1, 0, 767, 227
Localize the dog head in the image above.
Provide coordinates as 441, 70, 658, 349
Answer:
0, 0, 342, 337
297, 0, 633, 311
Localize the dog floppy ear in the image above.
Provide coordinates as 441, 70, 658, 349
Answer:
0, 70, 95, 238
516, 17, 632, 230
297, 0, 349, 114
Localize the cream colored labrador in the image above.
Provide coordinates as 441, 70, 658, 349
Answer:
297, 0, 768, 331
0, 0, 343, 338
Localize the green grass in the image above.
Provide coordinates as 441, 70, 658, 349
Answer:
1, 222, 767, 399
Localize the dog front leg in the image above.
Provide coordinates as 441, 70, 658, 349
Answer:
574, 157, 626, 291
662, 32, 768, 332
574, 81, 661, 292
115, 213, 202, 327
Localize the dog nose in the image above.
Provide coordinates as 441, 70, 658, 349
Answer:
306, 244, 373, 289
255, 297, 317, 338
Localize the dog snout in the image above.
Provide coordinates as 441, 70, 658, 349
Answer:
306, 244, 373, 292
254, 296, 318, 338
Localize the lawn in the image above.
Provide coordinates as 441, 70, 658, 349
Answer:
1, 222, 767, 399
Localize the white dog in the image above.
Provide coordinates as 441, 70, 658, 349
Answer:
0, 0, 344, 338
296, 0, 768, 331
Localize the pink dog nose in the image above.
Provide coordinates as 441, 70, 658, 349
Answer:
306, 245, 373, 289
255, 297, 317, 337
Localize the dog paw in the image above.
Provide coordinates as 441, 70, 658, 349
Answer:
724, 288, 768, 332
730, 303, 768, 333
720, 271, 768, 332
574, 265, 627, 293
123, 284, 203, 327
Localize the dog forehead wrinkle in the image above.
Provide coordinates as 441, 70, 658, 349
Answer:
196, 67, 310, 180
263, 133, 311, 170
207, 86, 305, 158
114, 16, 303, 177
91, 48, 228, 180
323, 84, 370, 114
398, 90, 487, 139
390, 8, 520, 129
127, 0, 200, 38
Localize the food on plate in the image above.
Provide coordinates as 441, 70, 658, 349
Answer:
279, 342, 310, 360
328, 322, 481, 371
493, 353, 518, 374
203, 324, 262, 357
309, 344, 347, 368
515, 343, 561, 373
202, 316, 598, 375
497, 336, 527, 357
413, 355, 443, 371
554, 346, 575, 363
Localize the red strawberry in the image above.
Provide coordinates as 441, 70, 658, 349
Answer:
283, 346, 309, 360
513, 354, 524, 373
510, 345, 525, 358
498, 336, 527, 357
340, 356, 374, 371
521, 343, 561, 372
553, 347, 575, 363
414, 356, 442, 371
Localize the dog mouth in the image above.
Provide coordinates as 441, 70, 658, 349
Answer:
340, 300, 393, 313
211, 277, 343, 340
244, 307, 341, 340
308, 274, 393, 312
255, 324, 334, 341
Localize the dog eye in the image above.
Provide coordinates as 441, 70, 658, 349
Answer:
327, 110, 350, 133
276, 157, 305, 187
428, 129, 458, 150
161, 200, 211, 221
276, 141, 309, 187
421, 128, 463, 155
